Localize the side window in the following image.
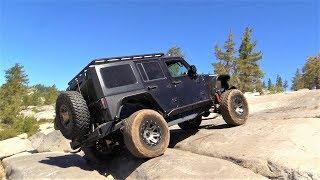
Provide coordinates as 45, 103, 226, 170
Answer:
166, 61, 188, 77
100, 64, 137, 88
137, 63, 148, 81
137, 61, 165, 81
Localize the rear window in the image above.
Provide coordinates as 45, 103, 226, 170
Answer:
100, 64, 137, 88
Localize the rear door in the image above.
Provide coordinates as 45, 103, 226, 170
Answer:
135, 60, 178, 113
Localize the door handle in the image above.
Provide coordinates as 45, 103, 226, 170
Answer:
147, 85, 158, 90
172, 80, 181, 85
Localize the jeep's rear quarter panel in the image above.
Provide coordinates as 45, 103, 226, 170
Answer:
94, 61, 146, 121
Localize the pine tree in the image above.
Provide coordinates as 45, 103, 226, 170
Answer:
275, 75, 284, 92
213, 32, 237, 80
237, 27, 264, 92
283, 80, 288, 91
0, 64, 29, 124
291, 68, 304, 91
262, 81, 266, 89
267, 78, 273, 91
44, 85, 59, 105
166, 46, 184, 57
301, 54, 320, 89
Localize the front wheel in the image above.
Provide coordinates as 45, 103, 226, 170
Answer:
220, 89, 249, 126
123, 109, 170, 158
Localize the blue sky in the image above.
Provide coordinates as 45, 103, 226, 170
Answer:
0, 0, 319, 90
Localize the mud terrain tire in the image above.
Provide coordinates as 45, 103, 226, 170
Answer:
123, 109, 169, 158
55, 91, 90, 140
178, 116, 202, 130
220, 89, 249, 126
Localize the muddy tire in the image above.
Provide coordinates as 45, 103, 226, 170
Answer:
178, 116, 202, 130
123, 109, 169, 158
220, 89, 249, 126
55, 91, 90, 140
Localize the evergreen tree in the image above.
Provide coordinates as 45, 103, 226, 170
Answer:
44, 85, 59, 105
291, 68, 304, 91
267, 78, 273, 91
275, 74, 284, 92
237, 27, 264, 92
301, 54, 320, 89
213, 33, 237, 82
0, 64, 28, 124
283, 80, 288, 91
262, 81, 266, 89
166, 46, 184, 57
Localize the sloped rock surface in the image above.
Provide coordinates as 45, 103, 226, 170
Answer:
2, 149, 264, 180
172, 89, 320, 179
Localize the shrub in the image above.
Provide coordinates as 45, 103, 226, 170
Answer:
0, 128, 18, 140
13, 116, 39, 137
0, 116, 40, 140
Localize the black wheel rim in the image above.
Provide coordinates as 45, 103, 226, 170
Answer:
232, 95, 245, 117
140, 119, 162, 147
59, 105, 71, 128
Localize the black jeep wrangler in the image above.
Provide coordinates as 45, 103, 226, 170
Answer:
55, 53, 248, 159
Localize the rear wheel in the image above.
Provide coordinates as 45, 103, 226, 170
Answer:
55, 91, 90, 140
123, 109, 169, 158
178, 116, 202, 130
220, 89, 249, 126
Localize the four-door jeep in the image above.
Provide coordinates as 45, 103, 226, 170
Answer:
55, 53, 249, 159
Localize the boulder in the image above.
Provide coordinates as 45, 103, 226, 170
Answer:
0, 137, 34, 160
30, 130, 72, 153
126, 149, 265, 179
17, 133, 28, 139
34, 111, 55, 121
20, 109, 36, 118
2, 152, 107, 179
39, 123, 55, 135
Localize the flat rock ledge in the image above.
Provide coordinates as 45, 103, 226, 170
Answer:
2, 152, 106, 180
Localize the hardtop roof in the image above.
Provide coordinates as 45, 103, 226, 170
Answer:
68, 53, 166, 86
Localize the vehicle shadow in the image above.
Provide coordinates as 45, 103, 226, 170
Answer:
169, 123, 232, 148
169, 129, 199, 148
39, 149, 147, 179
39, 122, 231, 179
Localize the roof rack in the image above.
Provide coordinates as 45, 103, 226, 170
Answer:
92, 53, 164, 64
68, 53, 164, 86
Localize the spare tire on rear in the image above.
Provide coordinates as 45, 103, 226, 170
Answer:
55, 91, 91, 140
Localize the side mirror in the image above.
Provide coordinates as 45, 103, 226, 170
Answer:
188, 65, 197, 78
